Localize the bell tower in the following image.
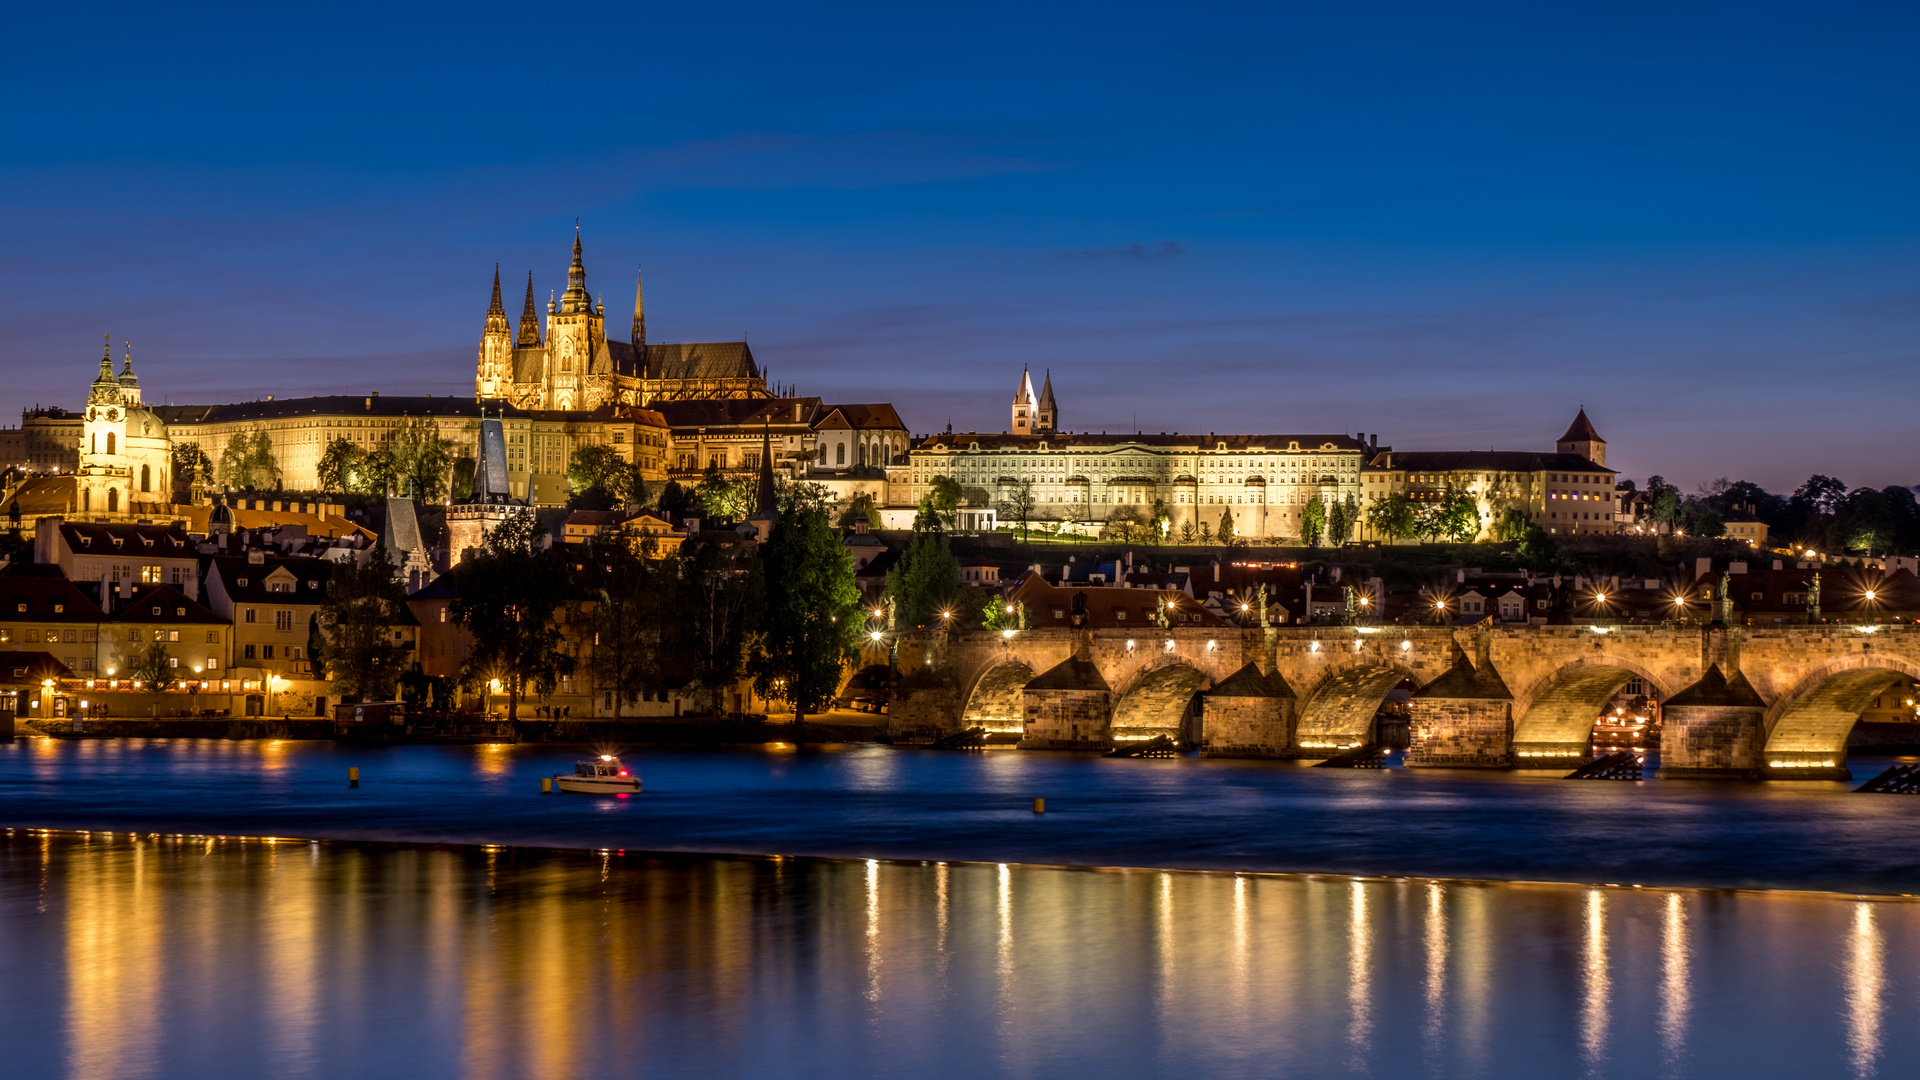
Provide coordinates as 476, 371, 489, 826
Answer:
476, 264, 512, 400
543, 225, 605, 411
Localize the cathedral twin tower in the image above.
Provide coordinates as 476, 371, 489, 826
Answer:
474, 228, 766, 411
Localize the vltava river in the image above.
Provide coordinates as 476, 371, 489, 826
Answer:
0, 830, 1913, 1079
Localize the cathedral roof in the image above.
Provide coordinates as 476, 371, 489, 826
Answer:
640, 340, 759, 382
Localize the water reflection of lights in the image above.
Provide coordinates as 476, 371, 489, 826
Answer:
1424, 882, 1448, 1052
1580, 889, 1610, 1073
1660, 892, 1690, 1072
866, 859, 882, 1008
1844, 903, 1884, 1079
1347, 880, 1371, 1070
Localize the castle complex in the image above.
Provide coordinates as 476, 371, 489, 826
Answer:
1, 228, 1619, 547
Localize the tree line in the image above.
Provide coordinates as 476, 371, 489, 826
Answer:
314, 498, 865, 721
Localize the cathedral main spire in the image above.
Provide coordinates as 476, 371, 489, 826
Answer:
517, 271, 542, 346
559, 223, 592, 314
487, 263, 505, 317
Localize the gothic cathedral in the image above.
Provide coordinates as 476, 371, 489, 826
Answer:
475, 228, 771, 411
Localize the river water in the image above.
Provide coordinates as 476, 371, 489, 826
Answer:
3, 738, 1919, 1078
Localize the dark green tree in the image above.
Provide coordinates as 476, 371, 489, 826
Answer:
318, 545, 412, 702
678, 535, 759, 715
925, 475, 963, 530
1218, 508, 1237, 546
1300, 499, 1326, 547
752, 506, 861, 721
1326, 493, 1359, 546
391, 416, 455, 501
837, 491, 880, 529
219, 430, 281, 491
450, 456, 476, 500
567, 444, 642, 510
1492, 506, 1532, 542
657, 480, 693, 516
776, 476, 833, 517
580, 527, 674, 719
451, 513, 573, 722
694, 464, 751, 519
316, 437, 362, 494
884, 531, 961, 628
1366, 492, 1417, 542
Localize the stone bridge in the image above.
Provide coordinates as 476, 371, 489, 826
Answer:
871, 621, 1920, 780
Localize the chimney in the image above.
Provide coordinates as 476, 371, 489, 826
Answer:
1213, 560, 1220, 583
1695, 557, 1712, 580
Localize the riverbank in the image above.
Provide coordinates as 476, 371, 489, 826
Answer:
14, 713, 892, 745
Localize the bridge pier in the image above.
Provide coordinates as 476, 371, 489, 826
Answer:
1407, 657, 1514, 768
1197, 663, 1294, 757
1020, 651, 1113, 750
1655, 665, 1767, 780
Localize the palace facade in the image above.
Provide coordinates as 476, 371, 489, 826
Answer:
892, 370, 1370, 540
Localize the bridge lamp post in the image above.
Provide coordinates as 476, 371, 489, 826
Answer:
1431, 598, 1449, 626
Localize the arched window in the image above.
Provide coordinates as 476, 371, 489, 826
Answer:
90, 434, 97, 454
107, 488, 118, 512
83, 489, 90, 511
140, 464, 151, 492
106, 432, 116, 455
837, 442, 846, 465
858, 443, 867, 467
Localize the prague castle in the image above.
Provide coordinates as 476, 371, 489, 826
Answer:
0, 227, 1616, 547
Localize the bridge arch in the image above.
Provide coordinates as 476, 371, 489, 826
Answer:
1762, 657, 1920, 769
1111, 660, 1211, 743
961, 660, 1037, 734
1295, 663, 1418, 753
1511, 658, 1676, 762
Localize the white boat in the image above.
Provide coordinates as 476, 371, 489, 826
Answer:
555, 754, 643, 794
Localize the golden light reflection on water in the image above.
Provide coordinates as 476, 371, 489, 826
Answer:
65, 838, 160, 1080
1581, 888, 1610, 1076
1347, 879, 1371, 1071
1424, 881, 1448, 1059
1845, 903, 1884, 1079
1659, 892, 1690, 1077
5, 831, 1918, 1080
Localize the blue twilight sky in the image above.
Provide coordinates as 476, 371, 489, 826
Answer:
2, 1, 1916, 491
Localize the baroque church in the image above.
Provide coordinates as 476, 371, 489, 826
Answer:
475, 228, 771, 410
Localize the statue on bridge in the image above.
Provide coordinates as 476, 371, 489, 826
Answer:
1341, 585, 1357, 626
1717, 571, 1735, 626
1154, 596, 1171, 629
1257, 583, 1270, 628
1807, 571, 1821, 623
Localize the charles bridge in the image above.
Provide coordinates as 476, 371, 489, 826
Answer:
866, 620, 1920, 780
